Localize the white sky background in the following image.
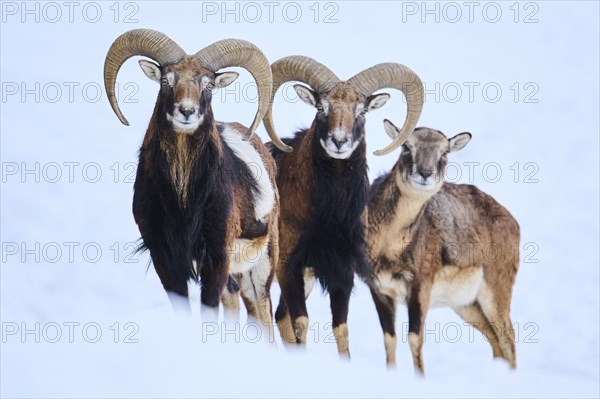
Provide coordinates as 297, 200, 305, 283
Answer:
1, 1, 599, 398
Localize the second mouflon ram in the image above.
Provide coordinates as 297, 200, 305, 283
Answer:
264, 56, 424, 357
367, 122, 520, 374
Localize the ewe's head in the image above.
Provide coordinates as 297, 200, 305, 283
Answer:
263, 56, 424, 158
104, 29, 278, 140
386, 122, 471, 196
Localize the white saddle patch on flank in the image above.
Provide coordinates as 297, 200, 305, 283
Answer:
229, 238, 269, 274
430, 266, 484, 308
375, 266, 483, 309
220, 127, 275, 221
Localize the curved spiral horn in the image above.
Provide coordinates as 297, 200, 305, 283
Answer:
263, 56, 341, 152
348, 63, 424, 156
195, 39, 273, 141
104, 29, 186, 125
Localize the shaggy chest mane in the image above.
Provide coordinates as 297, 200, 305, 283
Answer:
296, 145, 371, 290
160, 133, 200, 207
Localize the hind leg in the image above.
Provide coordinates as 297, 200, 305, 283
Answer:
221, 275, 241, 320
477, 283, 517, 368
453, 303, 503, 358
238, 252, 276, 343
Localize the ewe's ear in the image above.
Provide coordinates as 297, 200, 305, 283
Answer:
449, 132, 472, 152
293, 84, 318, 108
366, 93, 391, 112
214, 71, 239, 89
138, 60, 162, 83
383, 119, 401, 140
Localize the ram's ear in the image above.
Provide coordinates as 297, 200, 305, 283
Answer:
138, 60, 162, 83
366, 93, 390, 112
293, 84, 318, 107
449, 132, 472, 152
214, 71, 239, 89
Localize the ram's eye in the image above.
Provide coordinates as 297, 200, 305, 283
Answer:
164, 72, 176, 87
206, 82, 215, 90
355, 104, 366, 117
316, 104, 324, 113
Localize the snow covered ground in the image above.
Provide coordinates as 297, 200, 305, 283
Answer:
1, 1, 598, 397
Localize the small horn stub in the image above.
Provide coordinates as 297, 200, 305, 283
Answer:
348, 63, 424, 156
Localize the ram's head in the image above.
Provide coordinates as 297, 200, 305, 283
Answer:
264, 56, 425, 157
103, 29, 275, 140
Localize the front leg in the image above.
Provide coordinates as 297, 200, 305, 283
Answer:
406, 232, 440, 376
329, 284, 353, 358
200, 242, 229, 320
278, 268, 309, 345
134, 166, 191, 311
370, 285, 397, 367
199, 196, 233, 317
152, 250, 190, 311
407, 278, 432, 376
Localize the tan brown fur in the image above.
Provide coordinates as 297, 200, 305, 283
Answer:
322, 83, 362, 134
368, 127, 520, 374
167, 57, 212, 105
272, 81, 385, 357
